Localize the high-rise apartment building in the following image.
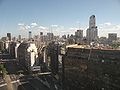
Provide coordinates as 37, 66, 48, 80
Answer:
18, 35, 21, 41
89, 15, 96, 28
7, 33, 11, 41
108, 33, 117, 42
75, 30, 83, 39
47, 33, 54, 41
75, 30, 83, 43
40, 32, 43, 36
29, 31, 32, 39
86, 15, 98, 43
40, 32, 43, 42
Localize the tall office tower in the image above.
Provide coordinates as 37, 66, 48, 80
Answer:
12, 37, 16, 41
75, 30, 83, 39
7, 33, 11, 41
29, 31, 32, 39
86, 15, 98, 43
40, 32, 43, 36
89, 15, 96, 28
18, 35, 21, 41
47, 33, 54, 41
108, 33, 117, 42
40, 32, 43, 42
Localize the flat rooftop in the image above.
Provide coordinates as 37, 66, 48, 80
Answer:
66, 44, 120, 51
66, 44, 90, 49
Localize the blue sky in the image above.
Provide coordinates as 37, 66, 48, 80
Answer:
0, 0, 120, 37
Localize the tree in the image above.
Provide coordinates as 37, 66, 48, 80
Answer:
0, 64, 7, 77
111, 43, 120, 49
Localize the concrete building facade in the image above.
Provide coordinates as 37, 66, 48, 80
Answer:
0, 41, 4, 50
64, 47, 120, 90
28, 31, 32, 40
86, 15, 98, 43
9, 42, 16, 58
75, 30, 83, 43
75, 30, 83, 39
17, 42, 40, 72
47, 33, 54, 41
7, 33, 11, 41
108, 33, 117, 42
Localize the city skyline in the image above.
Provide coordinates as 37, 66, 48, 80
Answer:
0, 0, 120, 37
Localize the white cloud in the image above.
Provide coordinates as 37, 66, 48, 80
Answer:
19, 26, 26, 31
58, 27, 86, 36
35, 26, 49, 35
18, 23, 24, 26
51, 25, 58, 27
18, 24, 30, 31
98, 22, 120, 37
57, 27, 76, 35
25, 25, 30, 29
69, 27, 78, 30
104, 22, 111, 26
116, 25, 120, 29
51, 25, 65, 36
38, 26, 48, 30
31, 22, 38, 27
55, 26, 64, 30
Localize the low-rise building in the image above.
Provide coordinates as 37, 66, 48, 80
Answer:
9, 42, 16, 58
15, 42, 20, 59
0, 40, 4, 52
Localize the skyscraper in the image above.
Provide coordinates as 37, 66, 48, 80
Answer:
7, 33, 11, 41
18, 35, 21, 41
47, 33, 54, 41
108, 33, 117, 43
89, 15, 96, 28
75, 30, 83, 43
40, 32, 43, 36
40, 32, 43, 42
29, 31, 32, 39
75, 30, 83, 39
86, 15, 98, 43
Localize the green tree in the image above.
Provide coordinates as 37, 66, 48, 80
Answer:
111, 43, 120, 49
0, 64, 7, 77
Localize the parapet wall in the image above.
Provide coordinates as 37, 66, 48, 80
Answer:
64, 48, 120, 90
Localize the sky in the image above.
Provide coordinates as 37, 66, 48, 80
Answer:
0, 0, 120, 38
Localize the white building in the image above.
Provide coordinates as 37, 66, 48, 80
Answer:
5, 41, 9, 51
15, 43, 20, 58
17, 42, 40, 72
